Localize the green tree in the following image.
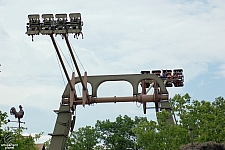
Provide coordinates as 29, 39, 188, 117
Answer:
133, 110, 190, 150
95, 115, 147, 150
171, 94, 225, 143
44, 138, 51, 150
133, 94, 225, 150
67, 126, 100, 150
0, 110, 8, 147
46, 115, 146, 150
0, 110, 41, 150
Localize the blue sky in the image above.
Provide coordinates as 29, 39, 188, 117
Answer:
0, 0, 224, 143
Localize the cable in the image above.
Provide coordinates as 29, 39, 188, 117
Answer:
66, 38, 75, 72
55, 50, 66, 86
55, 40, 73, 71
70, 40, 86, 72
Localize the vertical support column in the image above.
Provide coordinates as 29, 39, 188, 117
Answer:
70, 72, 76, 110
154, 81, 159, 112
160, 100, 174, 124
156, 81, 174, 124
49, 105, 72, 150
141, 80, 147, 114
82, 71, 88, 107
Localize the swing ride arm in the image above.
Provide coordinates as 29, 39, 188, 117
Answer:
25, 13, 177, 150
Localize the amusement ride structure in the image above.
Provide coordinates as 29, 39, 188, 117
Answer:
25, 13, 184, 150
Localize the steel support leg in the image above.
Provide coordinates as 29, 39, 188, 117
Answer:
49, 104, 72, 150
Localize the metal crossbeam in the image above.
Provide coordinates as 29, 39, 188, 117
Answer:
62, 73, 168, 98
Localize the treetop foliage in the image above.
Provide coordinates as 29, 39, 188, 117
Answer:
45, 94, 225, 150
133, 94, 225, 149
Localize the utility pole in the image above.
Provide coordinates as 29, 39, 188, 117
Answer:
189, 126, 194, 150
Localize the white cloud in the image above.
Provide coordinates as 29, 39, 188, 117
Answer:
22, 132, 50, 144
218, 64, 225, 78
0, 0, 224, 135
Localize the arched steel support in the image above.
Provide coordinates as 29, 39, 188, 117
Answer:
62, 73, 168, 98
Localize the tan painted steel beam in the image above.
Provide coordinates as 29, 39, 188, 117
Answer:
62, 73, 168, 98
50, 34, 74, 91
64, 35, 86, 90
62, 94, 168, 105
